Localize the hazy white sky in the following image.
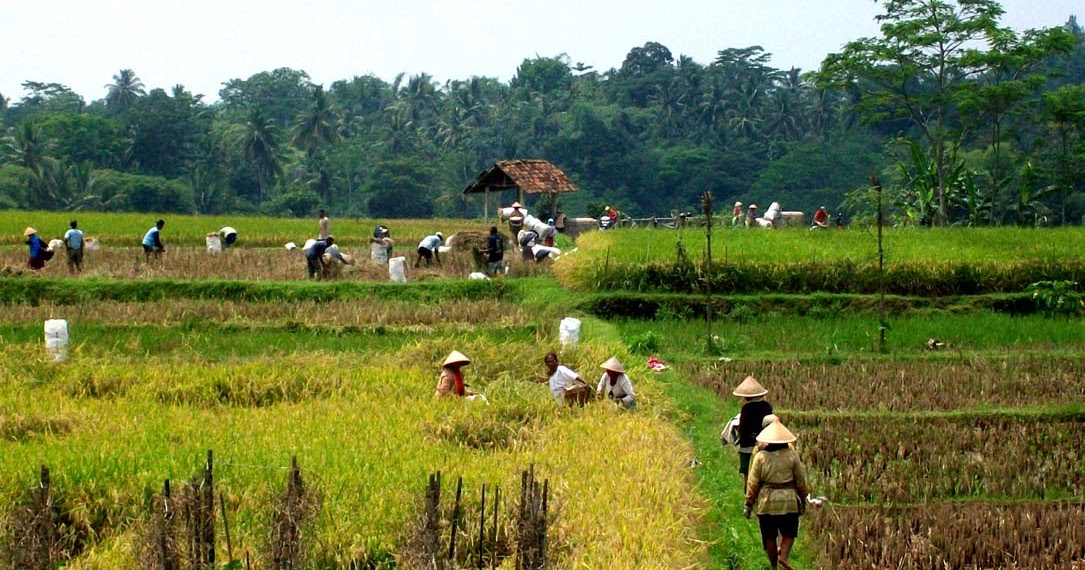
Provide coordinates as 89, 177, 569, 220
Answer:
2, 0, 1079, 104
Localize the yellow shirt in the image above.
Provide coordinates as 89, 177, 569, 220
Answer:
745, 447, 809, 515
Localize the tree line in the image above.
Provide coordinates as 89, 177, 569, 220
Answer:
1, 0, 1083, 226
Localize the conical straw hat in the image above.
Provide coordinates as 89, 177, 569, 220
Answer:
732, 375, 768, 397
24, 227, 37, 236
443, 350, 470, 367
511, 202, 523, 208
756, 420, 797, 444
600, 356, 625, 373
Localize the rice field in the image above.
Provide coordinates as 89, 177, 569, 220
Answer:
2, 214, 1084, 568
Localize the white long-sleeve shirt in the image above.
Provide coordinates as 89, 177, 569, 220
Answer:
597, 372, 635, 404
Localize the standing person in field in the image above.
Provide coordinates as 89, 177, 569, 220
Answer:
596, 356, 635, 409
317, 209, 330, 240
143, 219, 166, 259
734, 375, 773, 484
63, 220, 85, 274
479, 225, 505, 277
543, 351, 584, 403
744, 420, 809, 570
731, 201, 744, 228
369, 226, 394, 265
24, 227, 47, 270
414, 232, 443, 268
435, 350, 471, 397
810, 206, 829, 230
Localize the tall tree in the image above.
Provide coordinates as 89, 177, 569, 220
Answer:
291, 85, 341, 155
241, 108, 284, 203
818, 0, 1009, 225
105, 69, 146, 115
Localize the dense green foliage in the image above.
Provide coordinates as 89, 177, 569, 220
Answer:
2, 2, 1083, 226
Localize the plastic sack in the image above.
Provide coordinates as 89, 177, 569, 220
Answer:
44, 319, 69, 362
559, 317, 581, 348
389, 256, 407, 282
206, 234, 222, 253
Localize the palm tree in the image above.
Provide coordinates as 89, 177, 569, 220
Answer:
292, 86, 341, 155
242, 108, 283, 203
105, 69, 146, 114
7, 121, 57, 207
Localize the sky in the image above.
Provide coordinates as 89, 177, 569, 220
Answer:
2, 0, 1080, 104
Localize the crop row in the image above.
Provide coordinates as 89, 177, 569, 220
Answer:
807, 501, 1085, 569
0, 297, 533, 329
563, 257, 1085, 296
789, 413, 1085, 503
691, 355, 1085, 412
1, 243, 522, 283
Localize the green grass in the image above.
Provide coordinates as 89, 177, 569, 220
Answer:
613, 312, 1085, 360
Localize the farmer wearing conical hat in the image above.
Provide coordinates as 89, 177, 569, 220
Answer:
436, 350, 471, 397
744, 420, 809, 570
24, 227, 47, 270
733, 375, 773, 483
596, 356, 635, 409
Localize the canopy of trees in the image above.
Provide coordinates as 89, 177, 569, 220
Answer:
1, 1, 1082, 226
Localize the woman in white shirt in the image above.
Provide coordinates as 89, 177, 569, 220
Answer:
596, 356, 635, 409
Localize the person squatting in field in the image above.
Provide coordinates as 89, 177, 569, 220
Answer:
744, 420, 809, 570
543, 352, 585, 404
596, 356, 635, 409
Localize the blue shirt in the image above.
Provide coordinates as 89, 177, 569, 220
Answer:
418, 235, 441, 251
27, 234, 43, 258
64, 228, 84, 249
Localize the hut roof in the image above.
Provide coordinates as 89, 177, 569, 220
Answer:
462, 159, 578, 195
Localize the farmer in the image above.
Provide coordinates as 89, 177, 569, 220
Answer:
734, 375, 774, 483
543, 351, 584, 403
305, 236, 351, 279
318, 209, 331, 239
142, 219, 166, 259
596, 356, 635, 409
63, 220, 85, 274
732, 201, 744, 228
414, 232, 443, 268
811, 207, 829, 230
370, 226, 394, 265
24, 227, 47, 270
517, 229, 538, 261
507, 202, 526, 234
479, 225, 505, 276
744, 420, 809, 570
745, 204, 759, 228
436, 350, 472, 397
219, 226, 238, 248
